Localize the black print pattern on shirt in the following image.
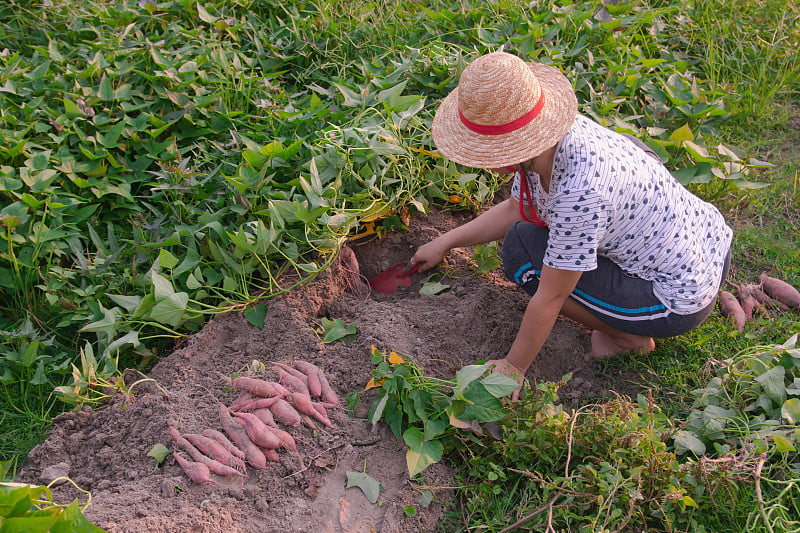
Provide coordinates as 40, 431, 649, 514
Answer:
510, 115, 733, 314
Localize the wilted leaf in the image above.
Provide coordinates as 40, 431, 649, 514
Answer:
345, 471, 383, 503
782, 398, 800, 424
403, 427, 443, 477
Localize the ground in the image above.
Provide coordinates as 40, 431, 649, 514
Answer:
19, 199, 648, 533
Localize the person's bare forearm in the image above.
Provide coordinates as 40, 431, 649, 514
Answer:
504, 266, 583, 372
439, 197, 521, 249
410, 197, 522, 272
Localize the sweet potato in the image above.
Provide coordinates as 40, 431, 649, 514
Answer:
184, 433, 246, 472
736, 284, 757, 321
169, 425, 245, 477
271, 362, 308, 383
292, 361, 322, 399
316, 367, 339, 406
229, 392, 256, 411
219, 405, 268, 470
202, 429, 245, 460
300, 415, 317, 429
718, 290, 746, 332
263, 448, 280, 462
289, 392, 334, 428
751, 285, 790, 311
269, 398, 302, 427
233, 411, 282, 450
217, 373, 282, 398
174, 453, 222, 486
252, 407, 275, 426
263, 424, 297, 452
760, 273, 800, 309
277, 370, 310, 396
234, 397, 281, 412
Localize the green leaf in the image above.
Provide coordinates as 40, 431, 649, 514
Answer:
149, 272, 188, 327
147, 443, 172, 465
480, 373, 521, 398
320, 317, 356, 344
419, 276, 450, 296
345, 471, 383, 504
772, 432, 796, 452
369, 393, 388, 425
668, 123, 694, 144
159, 249, 180, 269
673, 430, 706, 455
782, 398, 800, 424
197, 2, 218, 23
453, 364, 488, 400
403, 427, 444, 477
244, 304, 268, 329
755, 366, 786, 405
460, 381, 506, 422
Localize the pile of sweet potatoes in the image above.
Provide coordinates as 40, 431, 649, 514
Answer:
718, 273, 800, 332
169, 359, 339, 484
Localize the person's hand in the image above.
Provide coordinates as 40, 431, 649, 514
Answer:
486, 359, 526, 402
407, 238, 450, 273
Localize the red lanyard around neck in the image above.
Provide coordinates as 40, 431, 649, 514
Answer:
508, 167, 547, 228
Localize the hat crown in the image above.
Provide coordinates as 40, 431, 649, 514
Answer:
457, 52, 542, 127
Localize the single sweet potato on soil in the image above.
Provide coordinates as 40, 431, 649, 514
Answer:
718, 290, 746, 332
760, 273, 800, 309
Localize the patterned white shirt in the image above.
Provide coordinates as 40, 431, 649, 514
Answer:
511, 114, 733, 314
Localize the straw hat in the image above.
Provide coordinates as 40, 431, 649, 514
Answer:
432, 51, 578, 168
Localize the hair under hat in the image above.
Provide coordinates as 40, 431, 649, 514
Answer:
432, 51, 578, 168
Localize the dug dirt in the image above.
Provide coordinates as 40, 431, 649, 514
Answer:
19, 203, 646, 532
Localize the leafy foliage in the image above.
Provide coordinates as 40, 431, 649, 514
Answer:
0, 482, 105, 533
349, 346, 518, 476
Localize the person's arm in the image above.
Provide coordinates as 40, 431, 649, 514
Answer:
488, 265, 583, 400
409, 196, 522, 272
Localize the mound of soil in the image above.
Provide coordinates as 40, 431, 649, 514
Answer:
20, 206, 643, 532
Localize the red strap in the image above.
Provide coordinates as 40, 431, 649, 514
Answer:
517, 171, 547, 228
459, 88, 545, 136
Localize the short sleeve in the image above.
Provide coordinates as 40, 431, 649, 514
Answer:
543, 189, 610, 271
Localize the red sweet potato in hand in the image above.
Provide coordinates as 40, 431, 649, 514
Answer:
760, 273, 800, 309
718, 290, 746, 332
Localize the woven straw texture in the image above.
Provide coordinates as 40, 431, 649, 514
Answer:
432, 51, 578, 168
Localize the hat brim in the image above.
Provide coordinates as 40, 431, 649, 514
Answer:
431, 63, 578, 169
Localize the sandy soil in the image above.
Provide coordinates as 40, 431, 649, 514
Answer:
19, 204, 644, 532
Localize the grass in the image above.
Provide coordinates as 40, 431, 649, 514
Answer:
1, 0, 800, 530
